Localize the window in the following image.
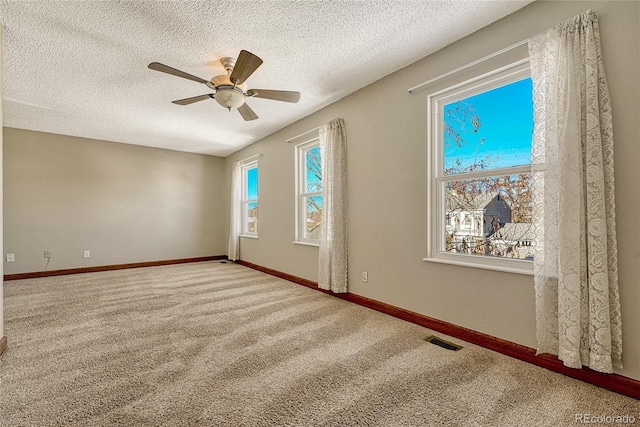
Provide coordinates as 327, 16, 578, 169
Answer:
295, 139, 322, 244
426, 61, 534, 274
242, 161, 258, 237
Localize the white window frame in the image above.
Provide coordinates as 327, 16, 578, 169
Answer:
241, 160, 259, 238
425, 60, 534, 275
294, 138, 322, 246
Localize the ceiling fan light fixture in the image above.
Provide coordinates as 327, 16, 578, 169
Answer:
214, 86, 245, 109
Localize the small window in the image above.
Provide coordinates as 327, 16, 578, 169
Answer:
426, 61, 534, 274
295, 139, 322, 244
242, 161, 258, 237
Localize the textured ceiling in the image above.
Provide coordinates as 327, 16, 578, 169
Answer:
1, 0, 533, 157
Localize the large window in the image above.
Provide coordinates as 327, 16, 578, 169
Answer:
295, 139, 322, 244
426, 62, 534, 274
242, 161, 258, 237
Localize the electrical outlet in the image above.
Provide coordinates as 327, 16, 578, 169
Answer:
83, 251, 91, 258
44, 250, 52, 259
6, 253, 15, 263
362, 271, 368, 282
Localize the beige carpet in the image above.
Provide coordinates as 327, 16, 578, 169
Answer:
0, 261, 638, 426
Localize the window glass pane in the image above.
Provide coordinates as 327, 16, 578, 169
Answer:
246, 202, 258, 234
246, 166, 258, 200
305, 195, 322, 239
305, 146, 322, 193
443, 78, 533, 175
444, 173, 533, 260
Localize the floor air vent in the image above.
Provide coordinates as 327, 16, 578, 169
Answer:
424, 335, 463, 351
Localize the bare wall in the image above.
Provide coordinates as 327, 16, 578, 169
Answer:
224, 1, 640, 381
3, 128, 226, 274
1, 28, 4, 340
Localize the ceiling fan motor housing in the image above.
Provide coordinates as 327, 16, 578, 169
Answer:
208, 74, 247, 109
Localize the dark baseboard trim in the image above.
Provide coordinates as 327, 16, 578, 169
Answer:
236, 259, 640, 401
4, 256, 226, 281
0, 336, 7, 357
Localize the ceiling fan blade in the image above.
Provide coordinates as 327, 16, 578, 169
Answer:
148, 62, 209, 84
172, 94, 213, 105
247, 89, 301, 103
237, 103, 259, 121
229, 50, 263, 85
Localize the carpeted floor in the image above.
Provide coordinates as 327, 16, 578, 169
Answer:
0, 261, 638, 426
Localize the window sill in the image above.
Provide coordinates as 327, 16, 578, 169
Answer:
240, 234, 259, 239
293, 241, 319, 247
423, 255, 533, 276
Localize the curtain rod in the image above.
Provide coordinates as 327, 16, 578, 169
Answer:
234, 153, 263, 166
407, 39, 529, 94
286, 126, 320, 144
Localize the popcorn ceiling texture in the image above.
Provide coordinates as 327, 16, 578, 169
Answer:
1, 1, 531, 156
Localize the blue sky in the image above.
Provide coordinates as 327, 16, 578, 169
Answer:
247, 166, 258, 200
444, 77, 533, 173
306, 147, 322, 192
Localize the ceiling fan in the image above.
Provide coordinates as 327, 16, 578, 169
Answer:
148, 50, 300, 121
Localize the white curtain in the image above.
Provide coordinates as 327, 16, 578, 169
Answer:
528, 10, 622, 373
228, 161, 242, 261
318, 118, 348, 293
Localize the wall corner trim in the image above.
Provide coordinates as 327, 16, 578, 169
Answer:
235, 259, 640, 401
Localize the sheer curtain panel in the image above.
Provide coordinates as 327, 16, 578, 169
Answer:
228, 161, 242, 261
528, 10, 622, 373
318, 118, 348, 293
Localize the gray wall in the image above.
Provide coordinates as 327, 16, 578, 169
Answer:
1, 28, 4, 340
224, 1, 640, 381
3, 128, 226, 275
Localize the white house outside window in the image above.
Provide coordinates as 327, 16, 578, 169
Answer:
242, 161, 258, 237
426, 61, 534, 274
295, 139, 322, 244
